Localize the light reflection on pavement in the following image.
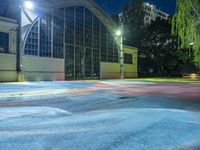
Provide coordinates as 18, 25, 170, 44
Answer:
0, 80, 200, 150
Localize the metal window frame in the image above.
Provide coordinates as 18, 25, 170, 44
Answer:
22, 0, 122, 79
22, 0, 120, 57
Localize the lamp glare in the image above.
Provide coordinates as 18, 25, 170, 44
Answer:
116, 30, 122, 36
24, 1, 34, 10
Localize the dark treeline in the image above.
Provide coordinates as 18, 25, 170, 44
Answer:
112, 0, 197, 77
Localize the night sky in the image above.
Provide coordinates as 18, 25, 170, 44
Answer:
95, 0, 176, 16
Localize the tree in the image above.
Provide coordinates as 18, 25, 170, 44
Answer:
139, 19, 179, 77
122, 0, 145, 48
172, 0, 200, 68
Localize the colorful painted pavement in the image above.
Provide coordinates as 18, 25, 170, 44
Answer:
0, 80, 200, 150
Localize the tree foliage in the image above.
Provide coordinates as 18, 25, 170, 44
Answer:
140, 19, 179, 77
120, 0, 180, 76
172, 0, 200, 68
123, 0, 145, 48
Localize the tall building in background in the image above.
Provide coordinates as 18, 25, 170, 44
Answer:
143, 2, 169, 25
119, 2, 169, 26
116, 1, 170, 48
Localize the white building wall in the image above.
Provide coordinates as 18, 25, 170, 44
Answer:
22, 56, 65, 81
100, 62, 121, 79
100, 46, 138, 79
0, 53, 17, 82
0, 17, 18, 82
124, 46, 138, 78
0, 17, 65, 82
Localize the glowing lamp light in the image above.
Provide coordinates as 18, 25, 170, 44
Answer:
116, 30, 122, 36
24, 1, 34, 10
189, 42, 194, 46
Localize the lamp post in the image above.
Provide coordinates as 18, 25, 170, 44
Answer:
189, 42, 194, 59
116, 29, 124, 79
17, 0, 23, 82
17, 0, 34, 81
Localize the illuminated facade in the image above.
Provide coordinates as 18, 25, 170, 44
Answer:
0, 0, 138, 81
23, 6, 119, 79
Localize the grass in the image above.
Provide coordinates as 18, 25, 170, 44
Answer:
130, 77, 200, 83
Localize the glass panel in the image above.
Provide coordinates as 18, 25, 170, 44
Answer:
93, 15, 100, 49
108, 32, 113, 62
65, 45, 74, 79
85, 8, 92, 47
40, 13, 52, 57
75, 46, 84, 78
75, 6, 84, 46
24, 22, 38, 55
85, 48, 92, 77
101, 23, 107, 62
65, 7, 74, 44
53, 8, 64, 58
93, 48, 100, 77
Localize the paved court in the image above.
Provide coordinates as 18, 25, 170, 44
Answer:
0, 80, 200, 150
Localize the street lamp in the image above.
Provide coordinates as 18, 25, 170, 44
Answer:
189, 42, 194, 59
116, 30, 122, 37
17, 0, 34, 81
116, 29, 124, 79
24, 1, 34, 10
189, 42, 194, 46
